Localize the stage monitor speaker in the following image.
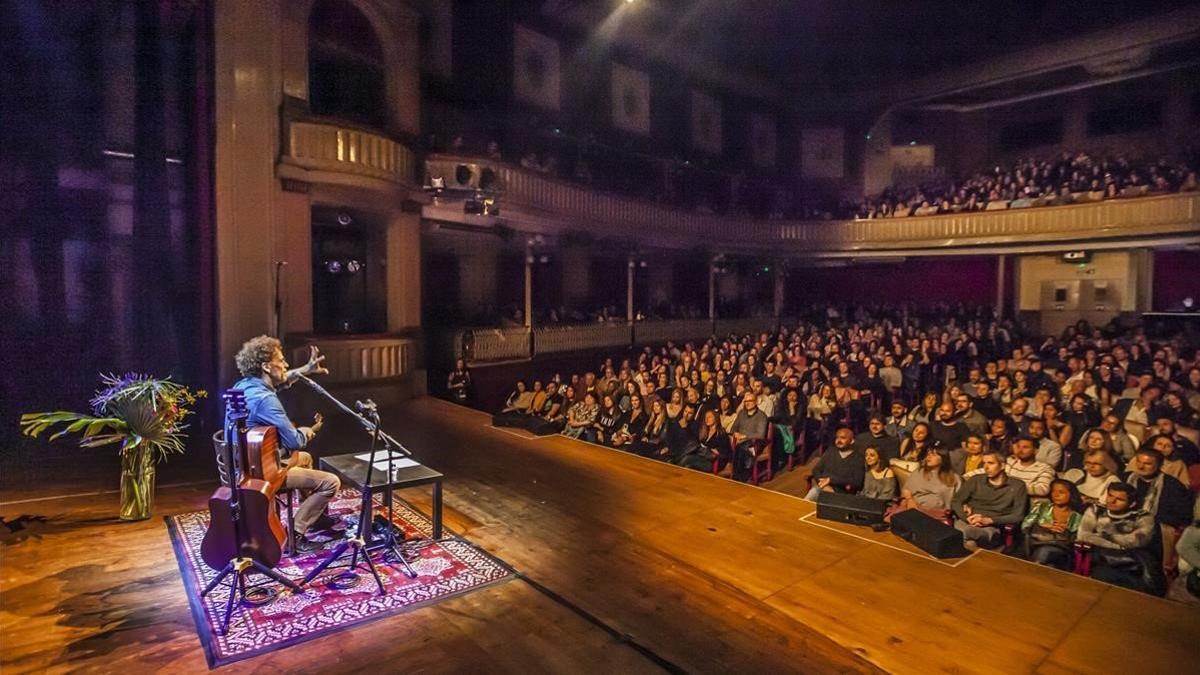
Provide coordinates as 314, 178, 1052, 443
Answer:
890, 509, 967, 559
815, 491, 888, 527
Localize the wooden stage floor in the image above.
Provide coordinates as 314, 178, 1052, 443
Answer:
2, 397, 1197, 673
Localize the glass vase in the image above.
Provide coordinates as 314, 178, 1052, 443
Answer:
119, 448, 156, 521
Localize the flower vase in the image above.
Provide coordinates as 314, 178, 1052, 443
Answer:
119, 448, 156, 521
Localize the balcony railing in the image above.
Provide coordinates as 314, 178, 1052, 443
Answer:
289, 336, 418, 384
425, 154, 1200, 251
286, 120, 415, 184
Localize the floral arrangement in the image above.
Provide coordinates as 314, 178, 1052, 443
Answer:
20, 373, 206, 519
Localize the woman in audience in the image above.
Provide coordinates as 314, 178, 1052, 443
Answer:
891, 447, 961, 523
892, 422, 932, 476
1042, 401, 1073, 450
665, 388, 685, 424
1022, 478, 1085, 570
593, 394, 626, 446
617, 380, 637, 413
500, 380, 532, 413
1076, 449, 1120, 504
562, 392, 600, 440
717, 395, 738, 434
771, 388, 803, 470
610, 394, 647, 450
861, 446, 897, 501
678, 408, 730, 473
633, 399, 669, 458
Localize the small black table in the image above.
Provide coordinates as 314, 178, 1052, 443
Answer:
319, 452, 444, 541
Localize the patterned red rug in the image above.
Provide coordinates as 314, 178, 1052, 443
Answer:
166, 489, 514, 668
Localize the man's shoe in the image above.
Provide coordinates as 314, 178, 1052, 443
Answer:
963, 540, 980, 552
309, 512, 341, 533
292, 537, 327, 554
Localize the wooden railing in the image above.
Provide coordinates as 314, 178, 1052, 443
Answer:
287, 120, 415, 184
459, 318, 826, 363
289, 336, 417, 384
425, 154, 1200, 251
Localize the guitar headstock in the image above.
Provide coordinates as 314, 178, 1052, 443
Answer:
223, 389, 248, 421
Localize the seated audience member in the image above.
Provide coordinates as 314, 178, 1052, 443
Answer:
805, 427, 865, 500
1161, 390, 1200, 429
1021, 478, 1084, 569
891, 422, 933, 477
1089, 413, 1140, 461
500, 380, 532, 413
950, 434, 987, 477
717, 396, 738, 434
1114, 381, 1164, 441
1125, 446, 1195, 573
1069, 428, 1116, 478
731, 392, 770, 481
952, 450, 1029, 549
610, 394, 648, 449
1041, 401, 1073, 451
1005, 435, 1055, 499
987, 417, 1012, 455
1153, 417, 1200, 467
954, 393, 989, 436
447, 359, 472, 403
593, 395, 626, 446
1076, 449, 1121, 504
664, 404, 699, 463
856, 414, 900, 463
861, 446, 897, 501
1133, 434, 1192, 489
678, 409, 730, 473
633, 399, 669, 458
884, 401, 911, 438
891, 447, 961, 522
771, 388, 804, 470
562, 392, 599, 440
1077, 482, 1166, 596
530, 381, 571, 432
1177, 499, 1200, 598
1026, 418, 1063, 470
929, 402, 969, 453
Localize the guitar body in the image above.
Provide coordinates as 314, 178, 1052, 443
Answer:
246, 426, 286, 494
200, 480, 285, 570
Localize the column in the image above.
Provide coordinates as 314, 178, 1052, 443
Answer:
995, 254, 1006, 318
523, 243, 533, 328
385, 212, 422, 331
773, 265, 784, 318
708, 258, 716, 320
626, 259, 635, 323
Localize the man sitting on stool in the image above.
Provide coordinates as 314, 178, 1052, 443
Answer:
231, 335, 340, 553
951, 450, 1028, 550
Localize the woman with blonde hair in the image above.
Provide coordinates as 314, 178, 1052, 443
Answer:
1075, 449, 1119, 504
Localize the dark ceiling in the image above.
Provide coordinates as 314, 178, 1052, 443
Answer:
541, 0, 1200, 95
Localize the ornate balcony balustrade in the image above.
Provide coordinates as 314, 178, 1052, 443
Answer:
289, 336, 418, 384
285, 119, 415, 185
425, 154, 1199, 252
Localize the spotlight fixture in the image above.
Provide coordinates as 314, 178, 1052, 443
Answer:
346, 259, 363, 274
325, 260, 343, 274
336, 213, 353, 225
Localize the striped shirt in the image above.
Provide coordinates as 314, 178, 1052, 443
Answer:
1005, 457, 1055, 498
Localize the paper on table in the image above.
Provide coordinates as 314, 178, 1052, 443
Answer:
371, 458, 420, 472
355, 451, 406, 462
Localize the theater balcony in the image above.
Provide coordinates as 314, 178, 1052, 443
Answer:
279, 115, 419, 195
423, 154, 1199, 256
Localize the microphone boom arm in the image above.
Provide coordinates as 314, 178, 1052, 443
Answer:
295, 374, 411, 457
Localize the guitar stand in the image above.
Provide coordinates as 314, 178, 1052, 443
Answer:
201, 556, 302, 635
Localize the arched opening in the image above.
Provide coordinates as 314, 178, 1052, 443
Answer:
307, 0, 386, 128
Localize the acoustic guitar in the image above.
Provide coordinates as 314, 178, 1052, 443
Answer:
200, 395, 287, 570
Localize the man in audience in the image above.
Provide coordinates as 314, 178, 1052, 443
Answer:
1126, 446, 1195, 574
1006, 398, 1031, 436
1026, 418, 1063, 469
951, 450, 1028, 549
1077, 482, 1166, 596
856, 414, 899, 463
730, 391, 769, 481
806, 426, 865, 500
953, 393, 989, 436
930, 402, 968, 452
884, 400, 910, 438
1005, 435, 1055, 499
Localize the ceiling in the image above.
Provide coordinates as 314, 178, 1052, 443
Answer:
538, 0, 1200, 100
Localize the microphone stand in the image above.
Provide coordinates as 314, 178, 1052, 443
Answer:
294, 374, 418, 585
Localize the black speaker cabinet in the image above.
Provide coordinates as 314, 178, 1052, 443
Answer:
815, 491, 888, 526
890, 509, 967, 558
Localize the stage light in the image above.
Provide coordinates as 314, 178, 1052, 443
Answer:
337, 213, 353, 225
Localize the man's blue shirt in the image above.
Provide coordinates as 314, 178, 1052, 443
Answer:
228, 377, 307, 452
